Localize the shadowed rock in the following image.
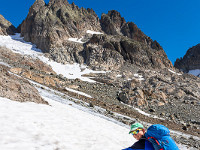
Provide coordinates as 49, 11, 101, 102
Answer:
175, 44, 200, 73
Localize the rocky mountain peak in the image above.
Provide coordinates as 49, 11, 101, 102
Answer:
24, 0, 45, 23
48, 0, 69, 6
107, 10, 125, 30
19, 0, 173, 70
175, 44, 200, 72
100, 10, 126, 35
31, 0, 45, 13
107, 10, 125, 22
100, 10, 163, 52
0, 14, 17, 35
20, 0, 101, 53
121, 22, 146, 41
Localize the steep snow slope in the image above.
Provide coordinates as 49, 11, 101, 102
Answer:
0, 96, 134, 150
0, 87, 192, 150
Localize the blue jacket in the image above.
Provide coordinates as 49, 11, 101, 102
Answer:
122, 137, 154, 150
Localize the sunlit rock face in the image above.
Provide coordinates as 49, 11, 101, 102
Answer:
0, 14, 17, 35
19, 0, 173, 70
20, 0, 101, 52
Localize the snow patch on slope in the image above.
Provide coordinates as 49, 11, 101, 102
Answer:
86, 30, 103, 35
168, 69, 182, 75
188, 69, 200, 77
0, 34, 106, 82
68, 37, 84, 43
65, 87, 92, 98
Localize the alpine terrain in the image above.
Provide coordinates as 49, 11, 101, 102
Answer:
0, 0, 200, 149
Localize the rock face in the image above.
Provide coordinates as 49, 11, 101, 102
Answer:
0, 63, 48, 104
100, 10, 126, 35
175, 44, 200, 73
84, 34, 172, 70
101, 10, 163, 50
20, 0, 101, 62
0, 46, 61, 88
20, 0, 173, 70
0, 14, 17, 35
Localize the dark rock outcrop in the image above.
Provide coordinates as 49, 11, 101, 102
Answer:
19, 0, 173, 70
0, 14, 17, 35
100, 10, 126, 35
175, 44, 200, 73
84, 34, 172, 70
20, 0, 101, 52
100, 10, 163, 51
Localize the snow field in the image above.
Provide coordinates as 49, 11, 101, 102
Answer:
188, 69, 200, 77
0, 97, 134, 150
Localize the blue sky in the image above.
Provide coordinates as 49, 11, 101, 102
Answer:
1, 0, 200, 64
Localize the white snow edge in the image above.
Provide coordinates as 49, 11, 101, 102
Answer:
65, 87, 92, 98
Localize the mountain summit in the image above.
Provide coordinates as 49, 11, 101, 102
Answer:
175, 44, 200, 76
19, 0, 173, 70
0, 14, 17, 35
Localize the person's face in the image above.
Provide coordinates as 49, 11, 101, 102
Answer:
132, 129, 144, 140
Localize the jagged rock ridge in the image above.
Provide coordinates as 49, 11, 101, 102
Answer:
0, 5, 200, 148
0, 14, 17, 35
175, 44, 200, 74
101, 10, 162, 50
20, 0, 101, 51
19, 0, 173, 70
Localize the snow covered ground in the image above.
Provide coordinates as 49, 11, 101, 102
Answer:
168, 69, 182, 76
65, 87, 92, 98
0, 85, 194, 150
68, 37, 85, 43
188, 69, 200, 77
0, 82, 195, 150
0, 95, 134, 150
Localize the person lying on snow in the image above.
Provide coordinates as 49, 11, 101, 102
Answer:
122, 122, 154, 150
123, 122, 179, 150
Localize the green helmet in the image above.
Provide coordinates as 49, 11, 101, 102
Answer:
129, 122, 144, 134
